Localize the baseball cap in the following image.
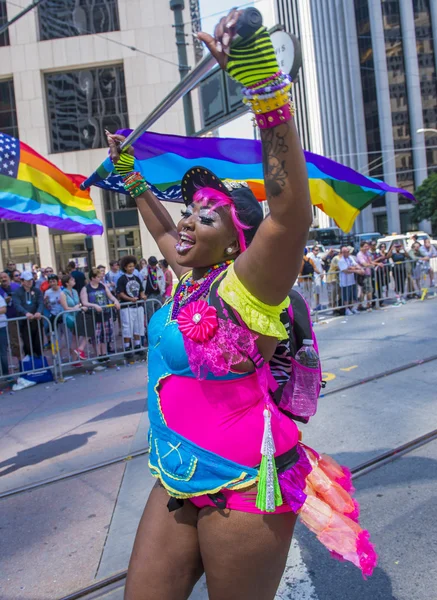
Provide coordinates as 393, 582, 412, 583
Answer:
181, 166, 263, 247
148, 256, 158, 266
20, 271, 34, 281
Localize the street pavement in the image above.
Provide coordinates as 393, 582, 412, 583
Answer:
0, 297, 436, 599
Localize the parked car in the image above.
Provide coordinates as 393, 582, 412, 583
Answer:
353, 232, 381, 252
405, 231, 431, 249
377, 234, 409, 252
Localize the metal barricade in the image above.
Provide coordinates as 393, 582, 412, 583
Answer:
0, 314, 57, 384
299, 258, 436, 319
53, 298, 163, 380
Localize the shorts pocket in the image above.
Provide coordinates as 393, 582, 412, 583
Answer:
155, 438, 198, 482
279, 357, 321, 418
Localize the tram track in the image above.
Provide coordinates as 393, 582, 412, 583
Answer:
57, 426, 437, 600
1, 353, 436, 501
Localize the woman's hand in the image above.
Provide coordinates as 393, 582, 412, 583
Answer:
114, 300, 121, 311
106, 131, 134, 165
94, 305, 103, 313
197, 8, 242, 68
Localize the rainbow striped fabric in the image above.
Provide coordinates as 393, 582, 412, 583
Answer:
0, 133, 103, 235
93, 129, 415, 233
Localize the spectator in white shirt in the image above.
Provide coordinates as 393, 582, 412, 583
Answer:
338, 245, 365, 315
308, 246, 324, 310
420, 239, 437, 288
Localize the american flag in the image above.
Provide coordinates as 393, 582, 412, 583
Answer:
95, 173, 184, 204
0, 132, 20, 179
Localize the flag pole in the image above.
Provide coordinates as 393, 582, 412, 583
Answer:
80, 7, 263, 191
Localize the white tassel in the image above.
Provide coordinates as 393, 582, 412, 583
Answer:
262, 408, 276, 512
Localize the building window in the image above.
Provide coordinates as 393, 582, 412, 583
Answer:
45, 65, 128, 153
354, 0, 385, 208
103, 191, 142, 260
413, 0, 437, 175
50, 230, 89, 272
0, 221, 40, 269
381, 0, 415, 196
38, 0, 120, 41
374, 213, 388, 235
0, 79, 19, 138
0, 0, 9, 47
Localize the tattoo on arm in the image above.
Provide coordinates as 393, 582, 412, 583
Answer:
261, 123, 290, 198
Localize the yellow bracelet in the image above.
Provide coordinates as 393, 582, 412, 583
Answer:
243, 87, 293, 114
247, 97, 294, 116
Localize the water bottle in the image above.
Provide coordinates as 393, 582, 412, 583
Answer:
295, 339, 319, 369
292, 339, 320, 417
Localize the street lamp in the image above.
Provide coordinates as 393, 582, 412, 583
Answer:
416, 128, 437, 134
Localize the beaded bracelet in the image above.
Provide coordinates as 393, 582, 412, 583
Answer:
243, 74, 292, 97
123, 172, 149, 198
246, 70, 282, 89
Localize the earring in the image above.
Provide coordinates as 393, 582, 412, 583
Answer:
226, 247, 233, 255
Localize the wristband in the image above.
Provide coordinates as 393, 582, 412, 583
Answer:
114, 152, 135, 176
255, 102, 295, 129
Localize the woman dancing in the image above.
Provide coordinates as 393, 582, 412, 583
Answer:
107, 9, 376, 599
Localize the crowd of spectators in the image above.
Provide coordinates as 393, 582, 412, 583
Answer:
0, 255, 174, 378
298, 234, 437, 315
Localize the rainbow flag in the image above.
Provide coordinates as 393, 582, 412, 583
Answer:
0, 133, 103, 235
93, 129, 415, 233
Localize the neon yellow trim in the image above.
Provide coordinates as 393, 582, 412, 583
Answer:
153, 372, 171, 426
148, 458, 257, 499
218, 263, 289, 339
155, 438, 198, 481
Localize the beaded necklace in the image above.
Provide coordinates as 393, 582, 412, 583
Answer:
171, 260, 233, 320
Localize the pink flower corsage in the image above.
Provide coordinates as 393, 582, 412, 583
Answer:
177, 300, 218, 343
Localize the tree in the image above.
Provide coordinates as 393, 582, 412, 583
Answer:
411, 173, 437, 235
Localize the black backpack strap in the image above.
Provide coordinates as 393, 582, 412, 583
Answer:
289, 289, 313, 349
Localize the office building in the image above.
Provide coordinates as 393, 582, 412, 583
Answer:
0, 0, 198, 271
275, 0, 437, 234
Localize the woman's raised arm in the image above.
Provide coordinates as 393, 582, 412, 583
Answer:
199, 12, 312, 306
106, 135, 187, 280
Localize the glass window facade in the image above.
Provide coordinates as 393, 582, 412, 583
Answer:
45, 65, 128, 153
0, 0, 9, 47
354, 0, 385, 208
413, 0, 437, 175
0, 79, 19, 139
50, 231, 89, 272
381, 0, 414, 201
103, 191, 141, 260
38, 0, 120, 41
0, 221, 40, 270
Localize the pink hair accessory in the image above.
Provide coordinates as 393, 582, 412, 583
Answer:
255, 102, 294, 129
177, 300, 218, 342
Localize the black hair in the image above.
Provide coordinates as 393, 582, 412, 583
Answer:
160, 259, 168, 269
120, 255, 137, 272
